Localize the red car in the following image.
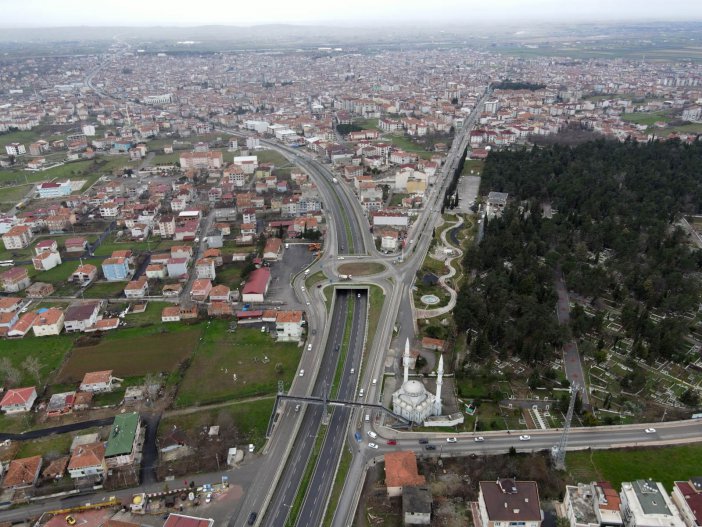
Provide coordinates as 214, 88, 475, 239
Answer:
387, 440, 397, 445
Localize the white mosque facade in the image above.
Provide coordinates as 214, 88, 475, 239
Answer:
392, 339, 443, 424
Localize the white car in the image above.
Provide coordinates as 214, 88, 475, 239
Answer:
519, 435, 531, 441
299, 369, 305, 377
248, 444, 255, 453
205, 493, 213, 503
367, 443, 379, 449
446, 437, 457, 443
301, 286, 305, 292
337, 256, 345, 260
644, 428, 657, 434
474, 436, 485, 442
367, 430, 377, 439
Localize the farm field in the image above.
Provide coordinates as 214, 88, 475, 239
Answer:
175, 320, 302, 406
55, 325, 200, 383
2, 334, 75, 386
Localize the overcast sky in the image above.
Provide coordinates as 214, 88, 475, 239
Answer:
2, 0, 702, 27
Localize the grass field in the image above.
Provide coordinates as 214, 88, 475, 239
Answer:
568, 443, 702, 491
149, 152, 182, 165
621, 111, 671, 126
365, 285, 385, 352
461, 159, 485, 176
255, 150, 289, 167
0, 184, 33, 211
386, 135, 432, 159
2, 334, 75, 386
175, 320, 302, 406
56, 325, 200, 383
124, 301, 170, 326
215, 262, 246, 288
160, 397, 275, 447
336, 261, 386, 276
81, 280, 128, 299
25, 257, 103, 283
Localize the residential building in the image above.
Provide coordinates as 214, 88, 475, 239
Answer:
263, 238, 283, 261
34, 239, 58, 254
195, 258, 216, 279
620, 480, 685, 527
191, 279, 213, 301
241, 268, 271, 303
31, 307, 64, 336
478, 479, 542, 527
209, 284, 231, 303
25, 282, 54, 298
564, 482, 624, 527
102, 257, 130, 281
167, 257, 189, 278
0, 387, 38, 414
64, 237, 88, 253
7, 311, 38, 338
1, 267, 31, 292
145, 264, 167, 279
403, 486, 433, 526
0, 296, 22, 313
179, 151, 223, 169
275, 310, 304, 342
46, 391, 76, 417
124, 277, 149, 298
64, 301, 101, 332
162, 306, 182, 322
71, 264, 98, 285
5, 143, 26, 156
32, 250, 62, 271
1, 456, 42, 490
385, 451, 426, 497
2, 225, 32, 249
672, 479, 702, 527
158, 215, 176, 238
80, 370, 120, 393
36, 180, 72, 199
68, 442, 107, 480
105, 412, 142, 468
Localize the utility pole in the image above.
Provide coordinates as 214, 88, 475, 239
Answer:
552, 383, 579, 471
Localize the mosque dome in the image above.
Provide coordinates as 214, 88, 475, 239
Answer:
403, 380, 426, 396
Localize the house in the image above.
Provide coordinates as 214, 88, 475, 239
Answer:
564, 482, 623, 527
167, 258, 189, 278
64, 301, 101, 332
145, 264, 166, 279
34, 239, 58, 254
73, 391, 93, 411
1, 456, 42, 489
68, 442, 107, 480
208, 302, 234, 317
124, 277, 149, 299
672, 479, 702, 527
42, 456, 69, 481
32, 250, 62, 271
162, 306, 182, 322
478, 479, 542, 527
163, 514, 214, 527
102, 257, 130, 281
105, 412, 142, 468
191, 279, 213, 301
158, 427, 192, 462
71, 264, 98, 285
36, 180, 72, 199
7, 311, 38, 338
65, 237, 88, 253
46, 391, 76, 417
195, 258, 216, 279
162, 283, 183, 297
0, 387, 37, 414
620, 480, 685, 527
2, 225, 32, 250
263, 238, 283, 261
421, 337, 446, 352
241, 268, 271, 303
275, 310, 304, 342
32, 307, 65, 336
0, 296, 22, 313
25, 282, 54, 298
209, 284, 231, 303
403, 486, 433, 526
1, 267, 31, 292
80, 370, 120, 393
384, 451, 426, 497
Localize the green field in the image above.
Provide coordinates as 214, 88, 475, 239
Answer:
2, 334, 75, 386
81, 280, 128, 299
149, 152, 182, 165
0, 184, 33, 211
336, 261, 386, 276
56, 325, 201, 383
621, 111, 671, 126
568, 443, 702, 491
124, 301, 171, 326
386, 135, 432, 159
255, 149, 290, 167
175, 320, 302, 406
215, 262, 246, 288
25, 257, 103, 283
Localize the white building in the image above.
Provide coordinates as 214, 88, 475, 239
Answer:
392, 339, 442, 424
478, 479, 542, 527
36, 180, 72, 199
564, 482, 625, 527
5, 143, 26, 156
275, 310, 304, 342
620, 480, 685, 527
31, 308, 65, 336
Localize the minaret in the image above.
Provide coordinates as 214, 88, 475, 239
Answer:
435, 355, 444, 415
403, 338, 410, 384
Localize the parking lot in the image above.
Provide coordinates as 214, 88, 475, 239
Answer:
456, 175, 480, 213
265, 243, 316, 309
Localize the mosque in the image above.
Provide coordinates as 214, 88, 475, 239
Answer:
392, 338, 443, 424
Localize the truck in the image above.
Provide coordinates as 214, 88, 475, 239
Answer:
338, 274, 353, 280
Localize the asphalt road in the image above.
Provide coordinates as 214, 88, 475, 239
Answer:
263, 290, 353, 526
295, 291, 367, 527
0, 417, 114, 441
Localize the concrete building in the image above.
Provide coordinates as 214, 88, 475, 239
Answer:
31, 307, 65, 336
241, 268, 271, 303
478, 479, 542, 527
64, 301, 101, 332
403, 486, 433, 526
2, 225, 33, 250
102, 257, 130, 281
105, 412, 142, 468
564, 482, 623, 527
620, 480, 685, 527
672, 479, 702, 527
275, 310, 304, 342
384, 451, 426, 498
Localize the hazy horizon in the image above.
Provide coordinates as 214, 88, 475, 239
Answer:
2, 0, 702, 28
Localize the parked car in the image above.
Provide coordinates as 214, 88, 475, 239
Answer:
367, 430, 377, 439
387, 440, 397, 445
519, 435, 531, 441
368, 443, 379, 449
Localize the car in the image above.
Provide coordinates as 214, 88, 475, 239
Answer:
358, 389, 364, 397
337, 256, 345, 260
519, 435, 531, 441
335, 344, 340, 352
306, 301, 310, 306
299, 369, 305, 377
307, 344, 312, 351
367, 430, 377, 439
645, 428, 657, 434
357, 293, 361, 298
425, 445, 436, 451
372, 378, 377, 385
354, 431, 362, 442
294, 404, 300, 412
474, 436, 485, 442
247, 512, 258, 525
301, 286, 305, 292
367, 443, 379, 449
387, 439, 397, 446
205, 493, 212, 503
418, 439, 429, 445
260, 326, 266, 333
350, 368, 355, 374
446, 437, 457, 443
364, 414, 370, 422
248, 444, 255, 453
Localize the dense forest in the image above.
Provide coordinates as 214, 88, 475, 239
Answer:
455, 139, 702, 364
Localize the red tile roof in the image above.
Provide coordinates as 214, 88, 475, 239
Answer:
384, 451, 426, 489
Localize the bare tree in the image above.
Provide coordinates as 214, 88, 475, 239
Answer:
143, 372, 160, 400
0, 357, 22, 387
21, 356, 42, 384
